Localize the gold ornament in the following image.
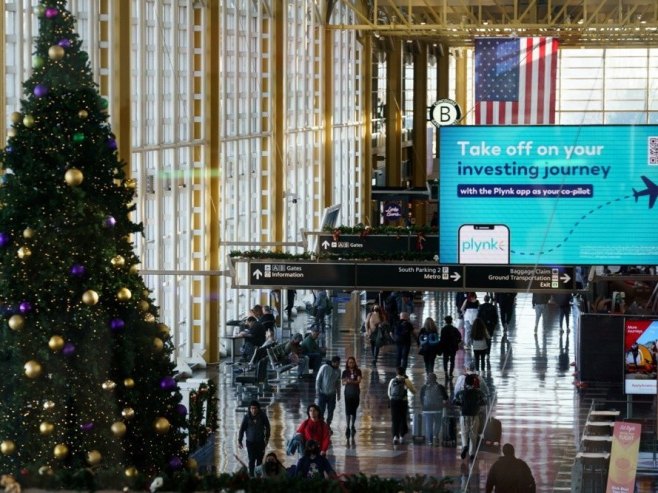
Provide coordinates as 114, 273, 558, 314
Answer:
122, 408, 135, 420
48, 335, 65, 351
39, 422, 54, 435
64, 168, 84, 186
23, 227, 35, 239
48, 45, 65, 60
152, 338, 164, 352
187, 458, 198, 471
102, 380, 116, 391
124, 467, 138, 478
23, 115, 35, 128
53, 443, 68, 459
123, 378, 135, 388
0, 440, 16, 455
111, 421, 127, 438
38, 466, 53, 476
82, 290, 99, 305
124, 178, 137, 190
24, 360, 42, 379
78, 109, 89, 119
10, 112, 21, 124
153, 417, 171, 434
157, 323, 170, 336
17, 246, 32, 259
43, 400, 55, 411
129, 264, 140, 274
8, 315, 25, 331
117, 288, 132, 301
111, 255, 125, 267
138, 300, 150, 312
87, 450, 102, 465
144, 313, 155, 323
7, 128, 17, 138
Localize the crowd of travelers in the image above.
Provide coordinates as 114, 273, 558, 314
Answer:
232, 290, 536, 491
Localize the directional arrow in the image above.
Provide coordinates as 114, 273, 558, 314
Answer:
253, 269, 263, 279
450, 271, 461, 282
321, 240, 330, 249
560, 273, 571, 284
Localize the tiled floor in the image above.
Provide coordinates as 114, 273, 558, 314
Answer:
201, 292, 658, 492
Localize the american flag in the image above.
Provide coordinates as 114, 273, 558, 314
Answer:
475, 37, 559, 125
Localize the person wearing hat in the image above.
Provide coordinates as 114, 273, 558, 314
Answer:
301, 328, 325, 373
285, 333, 309, 378
237, 400, 271, 476
315, 356, 342, 428
440, 315, 462, 380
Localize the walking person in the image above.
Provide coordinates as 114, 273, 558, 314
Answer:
486, 443, 536, 492
553, 293, 573, 333
477, 295, 499, 338
471, 318, 491, 372
237, 400, 271, 476
455, 374, 487, 462
419, 372, 448, 446
342, 356, 362, 439
388, 366, 416, 444
418, 317, 441, 374
460, 292, 480, 348
394, 312, 415, 371
285, 289, 297, 320
365, 304, 385, 365
440, 315, 462, 380
532, 292, 550, 332
315, 356, 341, 428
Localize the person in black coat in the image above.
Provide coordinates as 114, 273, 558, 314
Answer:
486, 443, 536, 492
238, 401, 271, 476
440, 315, 462, 380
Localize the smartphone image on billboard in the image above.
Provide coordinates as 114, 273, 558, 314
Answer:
458, 224, 510, 264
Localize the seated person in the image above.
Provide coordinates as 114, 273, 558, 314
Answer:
261, 327, 277, 348
285, 333, 310, 378
291, 404, 331, 456
261, 305, 276, 329
254, 451, 287, 478
300, 328, 325, 374
294, 440, 336, 479
238, 316, 266, 360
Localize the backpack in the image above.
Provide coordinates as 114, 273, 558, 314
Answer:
422, 382, 446, 410
390, 377, 406, 400
428, 333, 440, 346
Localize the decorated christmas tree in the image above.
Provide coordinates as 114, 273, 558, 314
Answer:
0, 1, 189, 489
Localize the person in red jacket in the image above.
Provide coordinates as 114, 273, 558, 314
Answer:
295, 403, 331, 455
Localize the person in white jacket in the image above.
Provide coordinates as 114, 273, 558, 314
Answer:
315, 356, 341, 428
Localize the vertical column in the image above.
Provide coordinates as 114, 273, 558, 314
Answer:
273, 1, 285, 238
454, 49, 467, 125
108, 0, 131, 168
323, 27, 333, 208
385, 39, 402, 186
361, 34, 373, 224
205, 0, 220, 363
412, 43, 428, 224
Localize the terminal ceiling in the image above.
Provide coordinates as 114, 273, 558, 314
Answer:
331, 0, 658, 47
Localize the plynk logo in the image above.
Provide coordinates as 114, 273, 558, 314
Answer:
460, 237, 507, 253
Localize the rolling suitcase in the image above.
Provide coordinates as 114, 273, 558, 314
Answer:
480, 416, 502, 454
441, 408, 458, 447
412, 413, 425, 443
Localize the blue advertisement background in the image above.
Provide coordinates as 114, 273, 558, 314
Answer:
439, 125, 658, 264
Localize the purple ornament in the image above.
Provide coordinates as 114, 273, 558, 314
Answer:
45, 7, 58, 18
5, 146, 12, 154
80, 422, 94, 431
159, 376, 176, 391
175, 404, 188, 416
18, 301, 32, 314
0, 233, 9, 248
57, 39, 71, 48
107, 138, 117, 150
168, 457, 183, 470
104, 216, 116, 228
62, 342, 76, 356
33, 84, 49, 98
70, 263, 86, 277
110, 318, 125, 332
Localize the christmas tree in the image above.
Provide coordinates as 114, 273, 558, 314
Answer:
0, 1, 189, 489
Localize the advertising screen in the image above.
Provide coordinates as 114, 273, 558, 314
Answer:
440, 125, 658, 264
624, 318, 658, 395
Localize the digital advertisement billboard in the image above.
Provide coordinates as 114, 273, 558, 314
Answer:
624, 318, 658, 395
440, 125, 658, 265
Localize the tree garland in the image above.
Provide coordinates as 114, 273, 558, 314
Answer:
188, 380, 219, 452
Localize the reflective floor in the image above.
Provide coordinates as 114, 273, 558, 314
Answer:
204, 292, 658, 492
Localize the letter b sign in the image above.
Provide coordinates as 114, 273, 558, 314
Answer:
429, 99, 462, 127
